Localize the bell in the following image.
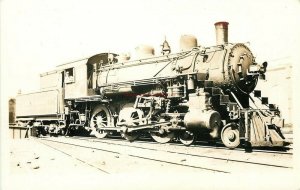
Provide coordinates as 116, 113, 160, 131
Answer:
161, 38, 171, 55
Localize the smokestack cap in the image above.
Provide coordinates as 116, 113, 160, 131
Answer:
214, 22, 229, 28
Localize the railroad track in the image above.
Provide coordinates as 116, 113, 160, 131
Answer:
39, 139, 110, 174
37, 136, 292, 174
66, 136, 292, 168
38, 137, 230, 174
69, 135, 293, 155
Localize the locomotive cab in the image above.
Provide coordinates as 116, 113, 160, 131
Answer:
87, 53, 118, 90
56, 53, 118, 99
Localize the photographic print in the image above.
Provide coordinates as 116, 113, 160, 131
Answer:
1, 0, 299, 189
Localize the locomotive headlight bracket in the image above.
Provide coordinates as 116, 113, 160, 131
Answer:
259, 61, 268, 74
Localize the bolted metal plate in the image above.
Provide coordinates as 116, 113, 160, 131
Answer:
254, 90, 261, 97
261, 97, 268, 104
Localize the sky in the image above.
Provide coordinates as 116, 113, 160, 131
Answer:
1, 0, 300, 98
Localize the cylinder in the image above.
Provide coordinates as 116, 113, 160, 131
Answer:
180, 35, 198, 51
184, 109, 221, 138
135, 44, 155, 58
214, 21, 229, 45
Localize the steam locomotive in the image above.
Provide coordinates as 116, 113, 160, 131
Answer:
16, 22, 287, 149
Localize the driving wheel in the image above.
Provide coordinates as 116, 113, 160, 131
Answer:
118, 107, 143, 142
179, 131, 195, 146
90, 105, 113, 138
150, 120, 175, 143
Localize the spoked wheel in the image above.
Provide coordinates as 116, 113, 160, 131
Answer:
118, 107, 143, 142
90, 105, 113, 138
179, 131, 195, 146
221, 123, 240, 149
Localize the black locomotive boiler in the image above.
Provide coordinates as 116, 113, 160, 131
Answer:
16, 22, 287, 149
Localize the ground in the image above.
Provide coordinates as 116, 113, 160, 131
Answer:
4, 137, 297, 190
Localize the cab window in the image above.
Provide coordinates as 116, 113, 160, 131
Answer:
65, 68, 75, 83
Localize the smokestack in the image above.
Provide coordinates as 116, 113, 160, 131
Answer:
214, 21, 229, 45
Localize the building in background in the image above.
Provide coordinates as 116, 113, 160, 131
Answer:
256, 57, 292, 127
9, 98, 16, 124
